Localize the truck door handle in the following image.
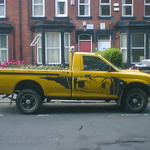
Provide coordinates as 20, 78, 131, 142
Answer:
85, 74, 91, 78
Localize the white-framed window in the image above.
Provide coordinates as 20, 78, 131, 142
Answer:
144, 0, 150, 17
0, 0, 6, 18
0, 34, 8, 64
64, 33, 70, 63
78, 0, 90, 17
36, 34, 42, 64
45, 32, 61, 64
122, 0, 133, 17
99, 0, 111, 17
55, 0, 68, 17
131, 33, 146, 63
120, 33, 127, 63
32, 0, 45, 17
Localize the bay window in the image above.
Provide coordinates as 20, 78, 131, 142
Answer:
36, 32, 70, 64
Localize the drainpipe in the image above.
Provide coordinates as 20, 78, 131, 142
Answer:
19, 0, 23, 60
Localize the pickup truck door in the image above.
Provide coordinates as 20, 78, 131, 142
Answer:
72, 56, 119, 99
41, 70, 72, 97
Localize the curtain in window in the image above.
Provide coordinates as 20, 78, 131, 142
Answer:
120, 33, 127, 63
37, 34, 42, 64
33, 0, 44, 17
64, 33, 70, 63
34, 5, 43, 16
0, 34, 8, 63
45, 32, 60, 64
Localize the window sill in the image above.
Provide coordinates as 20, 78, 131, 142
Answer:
31, 16, 47, 20
143, 16, 150, 19
77, 16, 92, 19
54, 16, 70, 19
98, 16, 112, 19
0, 17, 9, 21
121, 16, 136, 20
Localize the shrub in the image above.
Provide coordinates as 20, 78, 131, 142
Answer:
96, 48, 122, 67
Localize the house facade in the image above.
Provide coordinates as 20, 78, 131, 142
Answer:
0, 0, 150, 65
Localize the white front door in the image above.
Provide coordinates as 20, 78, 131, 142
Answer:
98, 40, 111, 51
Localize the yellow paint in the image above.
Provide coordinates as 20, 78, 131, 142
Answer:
0, 52, 150, 100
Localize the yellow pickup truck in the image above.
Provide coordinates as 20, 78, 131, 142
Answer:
0, 51, 150, 114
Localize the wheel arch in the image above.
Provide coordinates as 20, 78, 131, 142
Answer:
14, 80, 45, 97
119, 82, 149, 106
123, 82, 149, 96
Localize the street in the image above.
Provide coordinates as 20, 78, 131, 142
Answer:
0, 102, 150, 150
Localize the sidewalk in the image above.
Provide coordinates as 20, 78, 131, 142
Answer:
0, 95, 11, 103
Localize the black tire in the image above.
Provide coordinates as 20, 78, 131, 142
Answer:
16, 89, 42, 114
122, 88, 148, 113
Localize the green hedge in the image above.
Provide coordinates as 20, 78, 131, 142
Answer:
96, 48, 122, 67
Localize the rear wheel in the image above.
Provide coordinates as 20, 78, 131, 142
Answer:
122, 88, 148, 113
16, 89, 42, 114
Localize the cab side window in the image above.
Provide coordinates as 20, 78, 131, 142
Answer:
83, 56, 110, 71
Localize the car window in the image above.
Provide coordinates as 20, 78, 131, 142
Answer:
83, 56, 110, 71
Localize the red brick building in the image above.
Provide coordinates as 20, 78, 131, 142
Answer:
0, 0, 150, 65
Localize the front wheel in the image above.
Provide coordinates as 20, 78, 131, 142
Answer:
16, 89, 42, 114
122, 88, 148, 113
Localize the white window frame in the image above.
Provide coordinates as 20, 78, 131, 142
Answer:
122, 0, 133, 17
99, 0, 111, 17
131, 33, 146, 63
144, 0, 150, 17
55, 0, 68, 17
0, 34, 8, 63
78, 0, 90, 17
36, 34, 42, 64
64, 33, 70, 63
45, 32, 61, 65
32, 0, 45, 17
0, 0, 6, 18
78, 34, 92, 52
